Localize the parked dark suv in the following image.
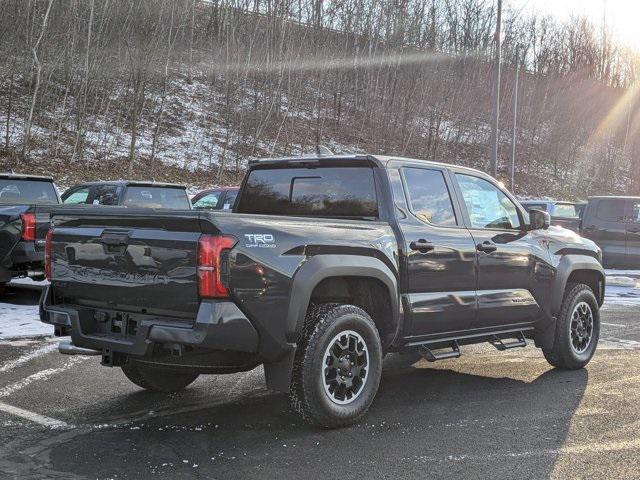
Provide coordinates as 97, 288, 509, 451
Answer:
41, 155, 605, 427
581, 196, 640, 268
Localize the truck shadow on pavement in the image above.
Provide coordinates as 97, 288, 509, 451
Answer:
46, 352, 588, 480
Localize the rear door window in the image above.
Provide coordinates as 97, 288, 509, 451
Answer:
123, 187, 190, 209
596, 199, 626, 222
237, 167, 378, 218
0, 180, 58, 205
402, 168, 457, 226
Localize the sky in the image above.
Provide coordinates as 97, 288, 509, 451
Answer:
509, 0, 640, 51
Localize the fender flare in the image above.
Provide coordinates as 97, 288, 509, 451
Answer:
285, 254, 400, 343
551, 255, 605, 315
536, 254, 605, 350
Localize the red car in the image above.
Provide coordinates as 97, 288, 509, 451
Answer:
191, 186, 239, 210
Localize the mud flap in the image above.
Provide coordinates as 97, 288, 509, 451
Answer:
534, 316, 557, 349
264, 344, 296, 393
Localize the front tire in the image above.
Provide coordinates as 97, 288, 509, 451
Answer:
121, 361, 199, 393
543, 283, 600, 370
289, 303, 383, 428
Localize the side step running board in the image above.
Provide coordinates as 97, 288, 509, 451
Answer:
489, 331, 527, 351
419, 341, 461, 362
414, 330, 529, 362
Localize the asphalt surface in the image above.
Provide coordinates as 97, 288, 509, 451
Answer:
1, 285, 640, 479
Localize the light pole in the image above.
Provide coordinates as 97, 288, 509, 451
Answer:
511, 47, 520, 192
489, 0, 502, 178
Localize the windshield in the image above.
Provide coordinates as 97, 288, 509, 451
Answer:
0, 179, 58, 205
122, 186, 190, 209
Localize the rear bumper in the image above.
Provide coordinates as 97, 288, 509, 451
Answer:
0, 241, 44, 281
39, 285, 259, 357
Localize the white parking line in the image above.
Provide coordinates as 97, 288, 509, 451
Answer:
0, 401, 70, 428
0, 342, 59, 373
0, 357, 84, 398
599, 338, 640, 349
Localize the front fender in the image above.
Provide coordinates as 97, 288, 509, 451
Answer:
285, 254, 400, 343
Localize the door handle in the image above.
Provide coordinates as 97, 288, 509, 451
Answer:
410, 239, 435, 253
476, 241, 497, 253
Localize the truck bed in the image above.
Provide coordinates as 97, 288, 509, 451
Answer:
45, 206, 398, 359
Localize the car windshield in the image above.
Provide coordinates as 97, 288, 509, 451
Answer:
122, 186, 190, 209
0, 179, 58, 205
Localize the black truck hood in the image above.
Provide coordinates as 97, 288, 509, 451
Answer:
533, 225, 601, 259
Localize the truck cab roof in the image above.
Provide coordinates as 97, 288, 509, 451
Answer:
250, 154, 488, 177
0, 173, 54, 182
74, 180, 186, 189
588, 195, 640, 200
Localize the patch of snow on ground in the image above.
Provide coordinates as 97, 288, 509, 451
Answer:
8, 278, 49, 288
605, 270, 640, 307
0, 303, 52, 340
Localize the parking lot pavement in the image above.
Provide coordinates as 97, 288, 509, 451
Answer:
0, 286, 640, 479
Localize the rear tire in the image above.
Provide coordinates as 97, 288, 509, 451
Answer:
289, 303, 383, 428
543, 283, 600, 370
0, 282, 6, 298
121, 361, 199, 393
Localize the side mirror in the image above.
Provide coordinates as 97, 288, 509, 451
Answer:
528, 209, 550, 230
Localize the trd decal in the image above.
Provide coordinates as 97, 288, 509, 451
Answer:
244, 233, 276, 248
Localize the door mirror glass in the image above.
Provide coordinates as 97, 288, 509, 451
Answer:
528, 209, 550, 230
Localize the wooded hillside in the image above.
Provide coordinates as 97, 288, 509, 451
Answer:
1, 0, 639, 197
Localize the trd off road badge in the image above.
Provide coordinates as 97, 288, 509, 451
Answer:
244, 233, 276, 248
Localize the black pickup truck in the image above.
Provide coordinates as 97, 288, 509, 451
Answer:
0, 173, 59, 292
41, 155, 605, 427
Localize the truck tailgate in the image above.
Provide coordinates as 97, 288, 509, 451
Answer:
50, 209, 211, 318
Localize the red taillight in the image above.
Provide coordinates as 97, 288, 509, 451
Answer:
45, 229, 53, 281
197, 235, 236, 298
20, 213, 36, 241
